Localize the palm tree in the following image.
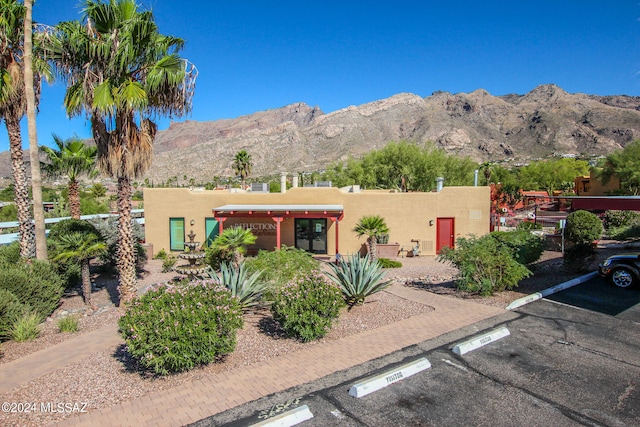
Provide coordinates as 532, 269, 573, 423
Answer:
41, 135, 97, 219
0, 0, 39, 258
233, 150, 253, 189
212, 227, 257, 268
480, 161, 495, 185
23, 0, 47, 260
353, 215, 389, 262
44, 0, 197, 305
52, 232, 107, 307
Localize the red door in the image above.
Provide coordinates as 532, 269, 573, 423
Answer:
436, 218, 455, 253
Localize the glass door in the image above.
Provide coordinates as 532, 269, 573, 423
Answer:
295, 219, 327, 254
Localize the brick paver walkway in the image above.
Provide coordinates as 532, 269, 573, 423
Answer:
36, 285, 504, 427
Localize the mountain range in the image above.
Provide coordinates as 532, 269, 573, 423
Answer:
3, 84, 640, 184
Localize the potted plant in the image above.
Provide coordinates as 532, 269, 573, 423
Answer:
353, 216, 400, 260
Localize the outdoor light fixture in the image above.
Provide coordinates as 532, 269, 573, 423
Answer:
429, 220, 434, 226
190, 219, 195, 226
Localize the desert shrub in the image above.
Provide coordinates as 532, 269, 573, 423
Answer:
438, 234, 532, 296
563, 243, 596, 273
326, 254, 392, 306
161, 254, 177, 273
244, 246, 320, 287
378, 258, 402, 268
608, 224, 640, 241
271, 273, 344, 342
119, 280, 243, 375
204, 245, 235, 270
89, 216, 146, 271
57, 316, 79, 333
211, 263, 268, 311
154, 248, 168, 260
10, 312, 41, 342
565, 210, 603, 245
516, 221, 542, 231
603, 210, 640, 240
564, 210, 602, 269
490, 230, 545, 265
0, 242, 20, 264
0, 260, 64, 320
603, 210, 640, 230
0, 289, 28, 340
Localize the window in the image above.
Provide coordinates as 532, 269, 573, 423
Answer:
169, 217, 185, 251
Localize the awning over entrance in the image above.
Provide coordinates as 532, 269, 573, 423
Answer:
212, 204, 344, 252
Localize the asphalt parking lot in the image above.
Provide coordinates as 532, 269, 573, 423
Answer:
191, 280, 640, 427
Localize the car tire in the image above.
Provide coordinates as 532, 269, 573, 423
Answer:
609, 267, 636, 288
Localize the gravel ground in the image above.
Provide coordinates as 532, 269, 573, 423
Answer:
0, 245, 627, 426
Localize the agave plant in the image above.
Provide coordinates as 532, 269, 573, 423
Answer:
325, 254, 392, 307
212, 262, 268, 310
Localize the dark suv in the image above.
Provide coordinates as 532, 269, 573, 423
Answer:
598, 253, 640, 288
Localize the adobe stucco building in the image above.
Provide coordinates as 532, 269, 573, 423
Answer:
143, 182, 490, 258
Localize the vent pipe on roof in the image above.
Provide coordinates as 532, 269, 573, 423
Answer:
474, 169, 479, 186
436, 177, 444, 192
280, 172, 287, 193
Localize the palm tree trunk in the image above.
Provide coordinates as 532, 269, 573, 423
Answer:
367, 236, 378, 262
23, 0, 47, 260
116, 175, 137, 306
68, 179, 81, 219
81, 258, 92, 307
6, 116, 35, 258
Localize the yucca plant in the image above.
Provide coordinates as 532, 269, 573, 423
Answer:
213, 262, 269, 310
326, 254, 393, 307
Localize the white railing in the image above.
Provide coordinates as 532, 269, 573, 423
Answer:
0, 210, 145, 245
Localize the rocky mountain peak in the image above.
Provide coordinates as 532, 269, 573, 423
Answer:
2, 85, 639, 185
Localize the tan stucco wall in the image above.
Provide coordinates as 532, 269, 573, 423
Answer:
143, 186, 490, 257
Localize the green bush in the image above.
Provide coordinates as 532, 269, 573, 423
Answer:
563, 243, 596, 273
490, 230, 545, 265
438, 235, 532, 296
565, 210, 603, 245
516, 221, 542, 231
154, 248, 168, 260
0, 242, 20, 264
204, 245, 235, 270
271, 273, 344, 342
603, 210, 640, 230
326, 254, 393, 306
244, 246, 320, 287
57, 316, 79, 333
119, 280, 243, 375
10, 312, 41, 342
161, 254, 177, 273
608, 224, 640, 241
89, 216, 146, 271
212, 263, 268, 311
0, 260, 64, 320
378, 258, 402, 268
0, 289, 28, 340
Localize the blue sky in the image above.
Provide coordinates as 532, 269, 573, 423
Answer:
2, 0, 639, 152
